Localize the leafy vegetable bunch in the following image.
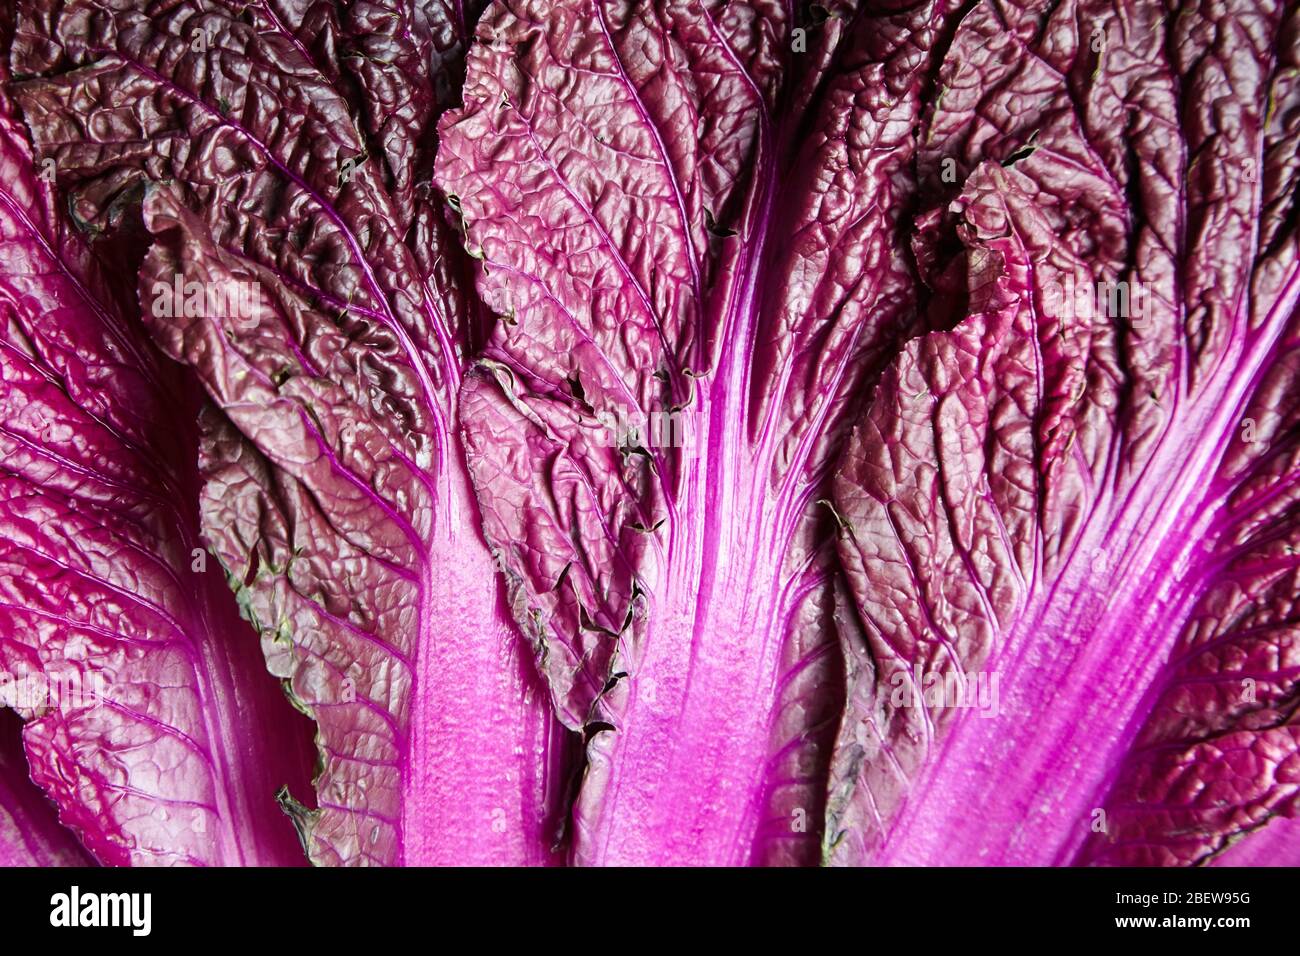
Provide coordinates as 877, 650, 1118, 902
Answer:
1, 0, 1297, 867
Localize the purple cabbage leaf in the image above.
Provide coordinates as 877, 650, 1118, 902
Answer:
0, 48, 315, 865
826, 0, 1300, 866
9, 0, 570, 865
0, 710, 92, 866
434, 0, 964, 864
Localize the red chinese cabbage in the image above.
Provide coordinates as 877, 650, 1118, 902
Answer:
435, 0, 964, 864
0, 47, 315, 864
9, 0, 570, 865
4, 0, 1298, 870
827, 0, 1300, 866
